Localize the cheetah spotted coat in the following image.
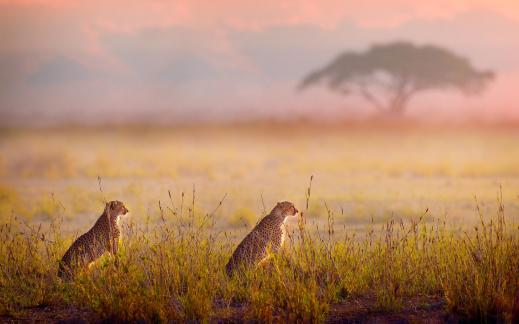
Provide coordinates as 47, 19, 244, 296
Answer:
225, 201, 298, 276
58, 201, 128, 279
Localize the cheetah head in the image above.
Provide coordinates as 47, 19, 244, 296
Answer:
273, 201, 299, 219
106, 200, 130, 219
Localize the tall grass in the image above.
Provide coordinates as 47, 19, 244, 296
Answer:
0, 185, 517, 322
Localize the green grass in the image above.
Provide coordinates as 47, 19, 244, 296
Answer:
0, 184, 517, 322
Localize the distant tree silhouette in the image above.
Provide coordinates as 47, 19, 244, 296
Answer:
298, 41, 494, 116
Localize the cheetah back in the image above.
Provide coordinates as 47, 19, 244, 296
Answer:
59, 214, 120, 276
226, 215, 284, 275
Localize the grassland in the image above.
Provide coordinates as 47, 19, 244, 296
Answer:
0, 124, 518, 322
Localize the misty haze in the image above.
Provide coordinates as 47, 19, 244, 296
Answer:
1, 4, 519, 124
1, 1, 518, 323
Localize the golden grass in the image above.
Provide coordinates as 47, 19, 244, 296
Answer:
1, 126, 519, 231
0, 183, 517, 322
0, 126, 518, 321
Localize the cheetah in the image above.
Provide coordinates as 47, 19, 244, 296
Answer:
58, 200, 129, 279
225, 201, 299, 276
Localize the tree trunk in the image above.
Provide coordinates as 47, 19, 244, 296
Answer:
386, 102, 406, 116
385, 93, 409, 117
358, 84, 413, 117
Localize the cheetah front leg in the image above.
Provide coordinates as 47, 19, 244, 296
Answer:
111, 237, 120, 268
257, 255, 271, 268
256, 245, 274, 269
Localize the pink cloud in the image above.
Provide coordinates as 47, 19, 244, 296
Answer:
2, 0, 519, 31
1, 0, 518, 123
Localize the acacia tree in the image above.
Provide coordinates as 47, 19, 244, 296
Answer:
298, 42, 494, 116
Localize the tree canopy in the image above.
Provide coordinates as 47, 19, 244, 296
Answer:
298, 41, 494, 116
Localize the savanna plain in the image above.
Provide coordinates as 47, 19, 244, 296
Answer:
0, 124, 518, 323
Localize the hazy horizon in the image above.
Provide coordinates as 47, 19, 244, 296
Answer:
1, 1, 519, 125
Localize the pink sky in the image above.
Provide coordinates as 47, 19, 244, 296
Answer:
0, 0, 518, 124
3, 0, 519, 27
